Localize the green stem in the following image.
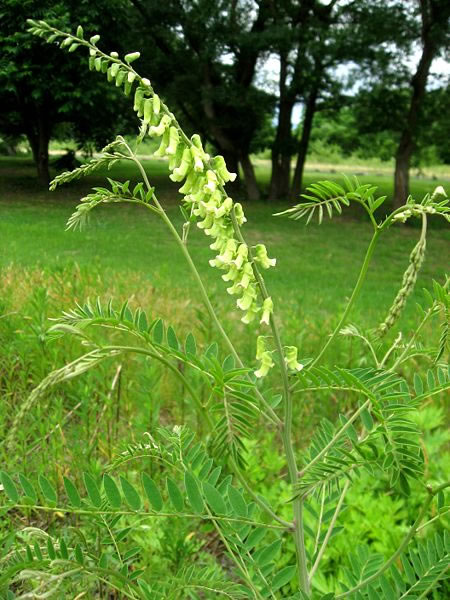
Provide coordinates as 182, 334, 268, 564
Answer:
309, 228, 381, 368
416, 507, 450, 533
309, 480, 349, 583
230, 209, 310, 595
336, 481, 450, 598
8, 504, 285, 529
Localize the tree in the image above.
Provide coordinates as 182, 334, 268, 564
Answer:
127, 0, 274, 201
393, 0, 450, 206
0, 0, 133, 186
267, 0, 427, 201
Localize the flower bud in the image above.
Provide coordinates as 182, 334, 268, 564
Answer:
242, 305, 261, 324
233, 244, 248, 269
214, 239, 237, 266
256, 336, 266, 360
170, 147, 192, 181
191, 134, 204, 151
154, 127, 170, 157
190, 146, 204, 172
179, 169, 199, 194
284, 346, 303, 372
149, 114, 171, 138
204, 170, 218, 194
143, 98, 153, 124
255, 350, 275, 378
125, 52, 140, 63
254, 244, 276, 269
260, 297, 273, 326
213, 155, 237, 183
221, 264, 239, 283
214, 197, 233, 217
236, 262, 254, 289
237, 285, 257, 311
197, 213, 214, 230
166, 127, 180, 156
152, 94, 161, 115
234, 203, 247, 225
204, 221, 227, 238
431, 185, 446, 199
90, 34, 100, 45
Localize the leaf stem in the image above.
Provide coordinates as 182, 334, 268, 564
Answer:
309, 479, 349, 583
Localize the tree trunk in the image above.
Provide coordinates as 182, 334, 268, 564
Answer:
25, 111, 51, 187
393, 0, 438, 208
269, 51, 294, 201
291, 85, 318, 198
394, 150, 411, 208
268, 98, 294, 200
240, 153, 260, 201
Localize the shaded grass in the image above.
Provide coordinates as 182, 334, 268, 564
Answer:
0, 156, 448, 598
0, 154, 448, 464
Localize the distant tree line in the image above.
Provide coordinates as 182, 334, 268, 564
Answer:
1, 0, 449, 206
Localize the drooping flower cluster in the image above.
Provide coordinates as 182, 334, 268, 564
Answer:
25, 20, 282, 376
132, 82, 277, 325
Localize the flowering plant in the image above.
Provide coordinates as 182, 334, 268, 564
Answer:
1, 20, 449, 600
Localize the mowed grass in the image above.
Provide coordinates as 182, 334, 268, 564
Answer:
0, 155, 448, 355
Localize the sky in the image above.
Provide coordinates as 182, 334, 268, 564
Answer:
258, 50, 449, 126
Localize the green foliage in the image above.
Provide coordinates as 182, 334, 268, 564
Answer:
1, 17, 448, 600
275, 177, 387, 224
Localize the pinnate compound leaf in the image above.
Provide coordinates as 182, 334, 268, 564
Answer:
59, 537, 69, 559
167, 326, 179, 350
244, 527, 268, 550
74, 543, 84, 565
47, 538, 56, 560
414, 373, 423, 395
142, 473, 163, 511
103, 474, 122, 508
120, 476, 141, 510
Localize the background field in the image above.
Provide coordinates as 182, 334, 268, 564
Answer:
1, 155, 448, 596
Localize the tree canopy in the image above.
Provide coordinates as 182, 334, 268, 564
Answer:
0, 0, 448, 199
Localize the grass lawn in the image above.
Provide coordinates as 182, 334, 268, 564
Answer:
1, 156, 448, 340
